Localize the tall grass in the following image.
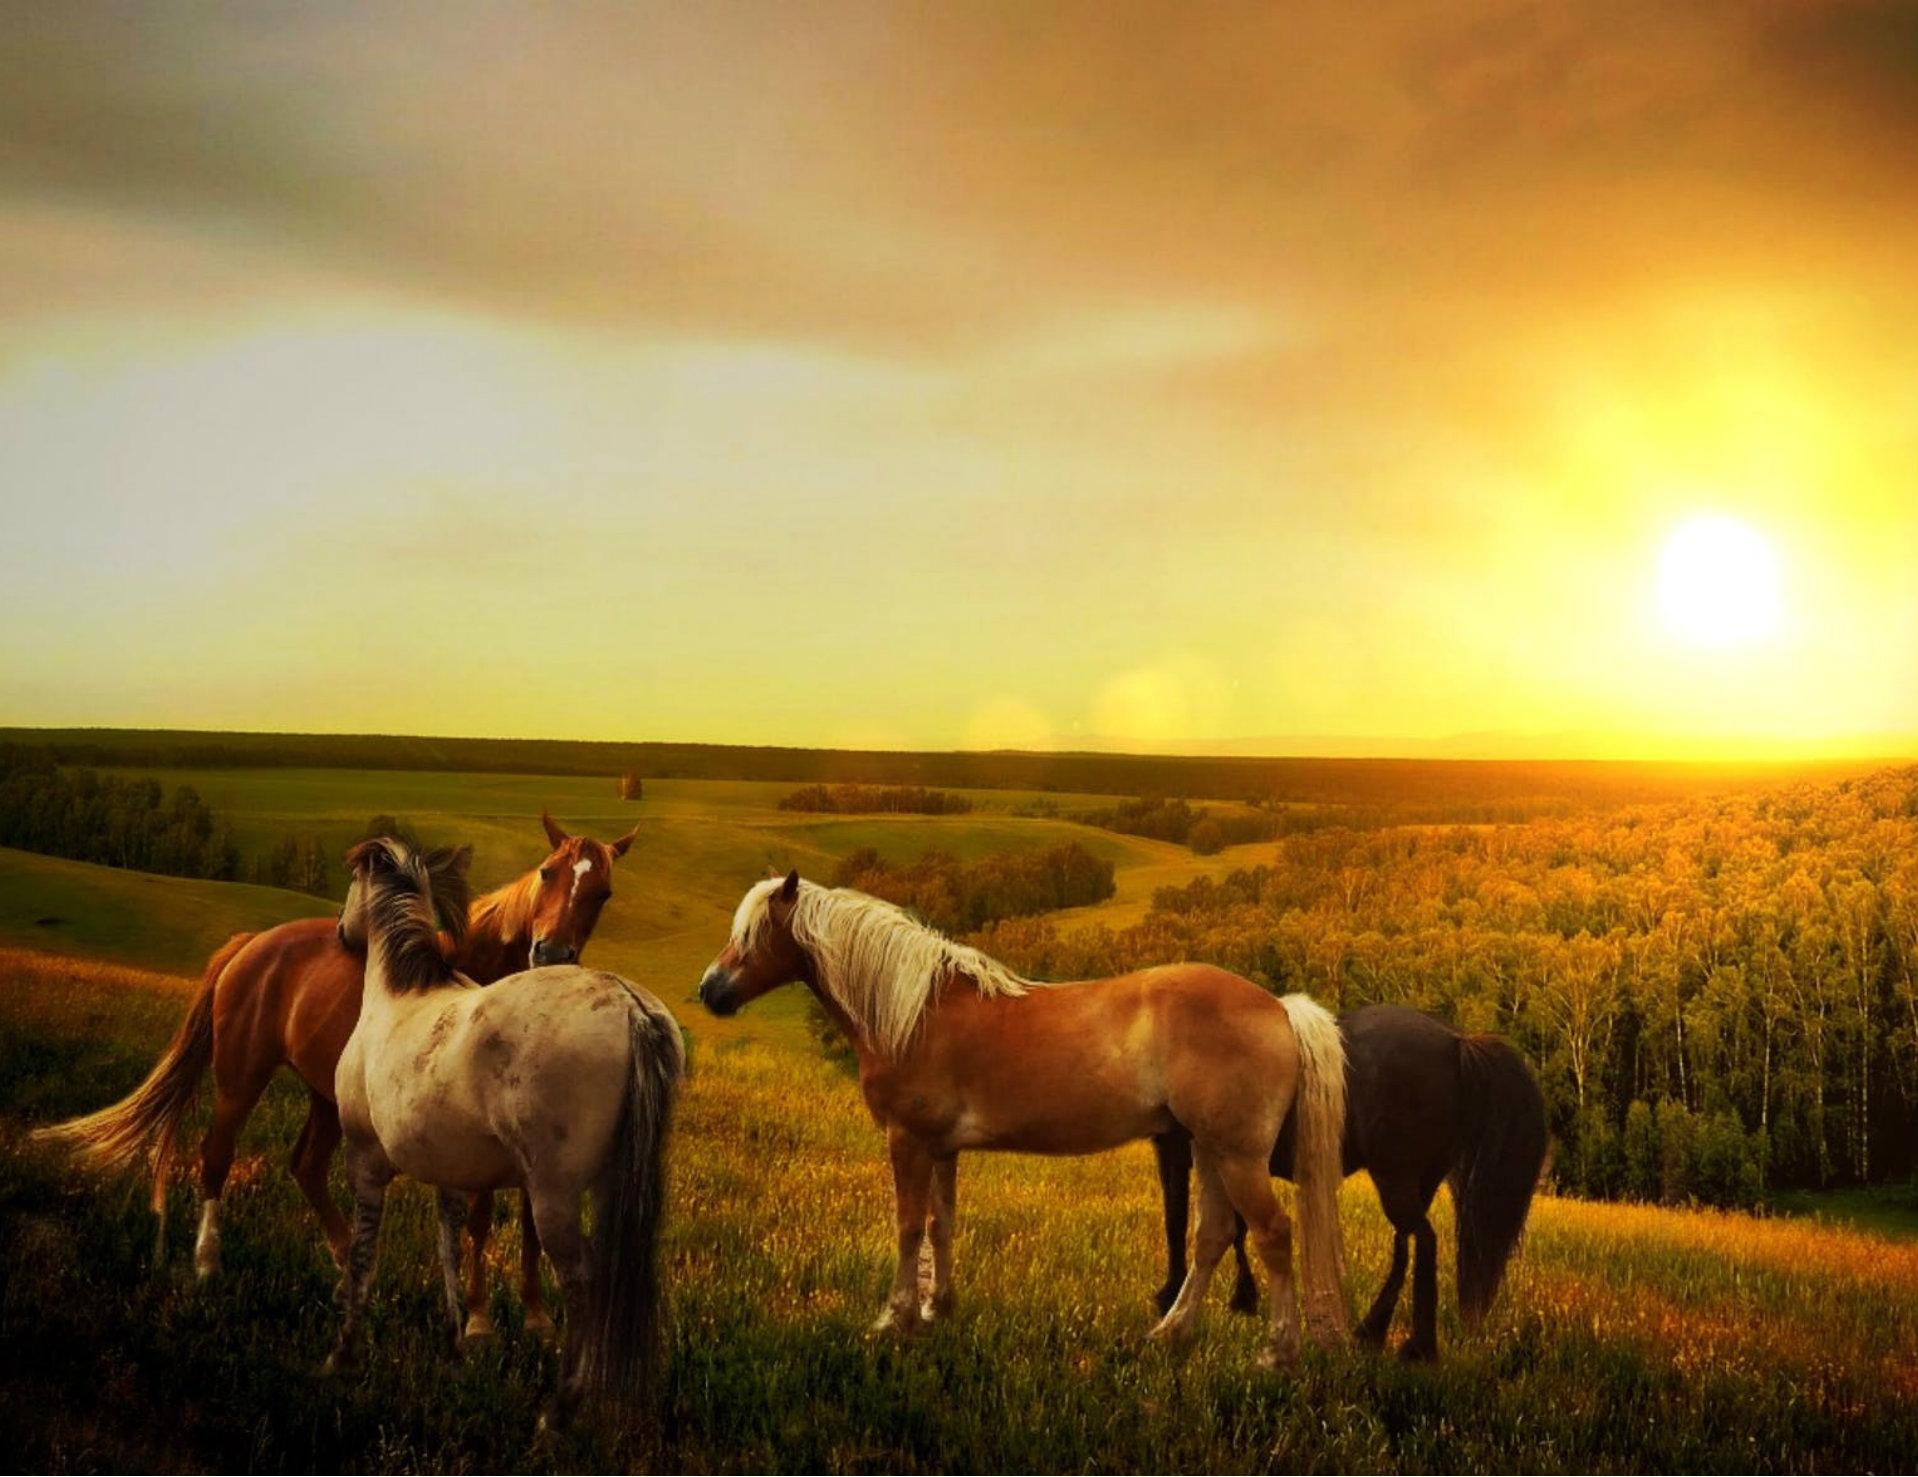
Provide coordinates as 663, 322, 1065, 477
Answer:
1, 948, 1914, 1471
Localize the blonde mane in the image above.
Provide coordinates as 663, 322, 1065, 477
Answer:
732, 878, 1034, 1058
468, 871, 535, 941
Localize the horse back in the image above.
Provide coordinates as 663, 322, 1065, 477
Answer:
213, 916, 366, 1099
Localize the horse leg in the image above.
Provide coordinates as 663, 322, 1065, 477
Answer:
1228, 1213, 1260, 1316
873, 1128, 933, 1337
518, 1192, 555, 1340
324, 1143, 392, 1374
1401, 1212, 1440, 1363
1147, 1148, 1235, 1346
290, 1090, 350, 1269
1356, 1227, 1410, 1349
436, 1188, 469, 1353
1151, 1131, 1191, 1316
194, 1059, 274, 1280
525, 1183, 589, 1428
922, 1153, 958, 1322
461, 1192, 497, 1343
1370, 1175, 1440, 1362
1213, 1151, 1300, 1368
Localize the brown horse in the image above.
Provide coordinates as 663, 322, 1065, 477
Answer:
36, 812, 634, 1342
1152, 1003, 1549, 1361
698, 872, 1350, 1368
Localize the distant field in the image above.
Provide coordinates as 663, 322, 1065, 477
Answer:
1, 948, 1913, 1472
1, 770, 1214, 1048
7, 724, 1886, 809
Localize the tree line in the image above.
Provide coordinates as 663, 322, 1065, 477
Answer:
972, 766, 1918, 1206
832, 843, 1115, 935
780, 784, 974, 815
5, 725, 1869, 811
1074, 796, 1284, 854
0, 746, 239, 882
0, 746, 336, 897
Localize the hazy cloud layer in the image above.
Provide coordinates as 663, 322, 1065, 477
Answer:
2, 3, 1914, 751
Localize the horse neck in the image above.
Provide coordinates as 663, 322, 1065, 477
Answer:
359, 926, 435, 1026
459, 872, 536, 983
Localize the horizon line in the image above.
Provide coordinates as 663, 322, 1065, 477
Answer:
2, 721, 1912, 769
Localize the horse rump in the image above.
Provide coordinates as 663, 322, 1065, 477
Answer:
580, 990, 685, 1407
1450, 1033, 1548, 1327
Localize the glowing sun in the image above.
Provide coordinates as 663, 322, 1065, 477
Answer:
1657, 514, 1782, 648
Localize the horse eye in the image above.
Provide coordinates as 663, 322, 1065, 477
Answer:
540, 866, 557, 882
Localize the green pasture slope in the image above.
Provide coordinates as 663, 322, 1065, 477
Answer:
1, 769, 1198, 1049
1, 948, 1915, 1472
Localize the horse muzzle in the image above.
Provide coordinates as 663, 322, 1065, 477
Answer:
698, 968, 740, 1016
530, 938, 579, 968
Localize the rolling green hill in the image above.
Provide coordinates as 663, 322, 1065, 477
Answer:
0, 771, 1204, 1050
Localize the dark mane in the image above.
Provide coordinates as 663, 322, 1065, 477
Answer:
351, 836, 473, 993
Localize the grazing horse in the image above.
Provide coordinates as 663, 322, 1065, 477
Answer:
329, 836, 682, 1423
698, 871, 1350, 1368
34, 812, 633, 1342
1152, 1003, 1549, 1361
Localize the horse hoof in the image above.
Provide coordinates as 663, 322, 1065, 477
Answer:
1397, 1339, 1437, 1364
919, 1293, 955, 1324
1229, 1289, 1261, 1318
523, 1310, 557, 1343
1256, 1341, 1299, 1371
1152, 1286, 1179, 1318
870, 1306, 924, 1340
1145, 1315, 1192, 1346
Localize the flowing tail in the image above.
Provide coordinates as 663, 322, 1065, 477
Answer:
1280, 992, 1348, 1340
1450, 1034, 1549, 1327
582, 986, 686, 1407
31, 932, 253, 1213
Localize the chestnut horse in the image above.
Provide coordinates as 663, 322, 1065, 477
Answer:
698, 872, 1350, 1368
36, 812, 633, 1341
330, 837, 681, 1422
1152, 1003, 1549, 1361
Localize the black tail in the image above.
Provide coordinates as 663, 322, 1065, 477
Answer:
1450, 1034, 1548, 1328
32, 931, 251, 1212
582, 990, 684, 1407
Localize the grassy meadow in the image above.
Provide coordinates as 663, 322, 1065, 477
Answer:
1, 766, 1916, 1470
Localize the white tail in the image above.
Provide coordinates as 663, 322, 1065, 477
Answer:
1281, 992, 1349, 1340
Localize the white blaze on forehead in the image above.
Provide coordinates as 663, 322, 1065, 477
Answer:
571, 855, 593, 901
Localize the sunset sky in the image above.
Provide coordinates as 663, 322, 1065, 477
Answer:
3, 3, 1915, 757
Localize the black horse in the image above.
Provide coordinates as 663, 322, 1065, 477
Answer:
1153, 1003, 1548, 1361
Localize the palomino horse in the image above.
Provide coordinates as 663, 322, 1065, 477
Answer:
330, 836, 682, 1422
1152, 1003, 1548, 1361
35, 812, 633, 1342
698, 872, 1350, 1368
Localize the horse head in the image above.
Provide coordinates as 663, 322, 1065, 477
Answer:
525, 810, 635, 968
699, 869, 809, 1016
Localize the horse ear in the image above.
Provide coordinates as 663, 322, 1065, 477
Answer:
780, 869, 800, 903
344, 840, 373, 873
608, 826, 637, 859
541, 811, 569, 849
